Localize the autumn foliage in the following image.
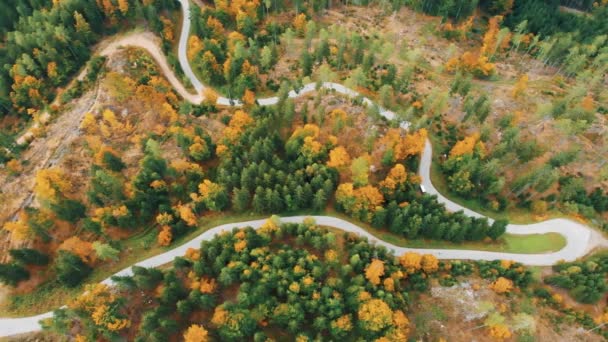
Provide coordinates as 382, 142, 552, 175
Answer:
335, 183, 384, 221
184, 325, 209, 342
489, 276, 514, 294
365, 259, 385, 285
327, 146, 352, 168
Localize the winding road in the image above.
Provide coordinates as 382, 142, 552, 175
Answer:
1, 0, 607, 336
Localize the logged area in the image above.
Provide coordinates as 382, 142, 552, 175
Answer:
0, 0, 607, 340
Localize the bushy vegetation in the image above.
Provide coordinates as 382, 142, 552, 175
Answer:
544, 255, 608, 304
43, 219, 534, 340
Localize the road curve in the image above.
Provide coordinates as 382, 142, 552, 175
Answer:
1, 0, 607, 336
0, 213, 599, 337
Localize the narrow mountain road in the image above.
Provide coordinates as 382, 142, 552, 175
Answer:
1, 0, 607, 336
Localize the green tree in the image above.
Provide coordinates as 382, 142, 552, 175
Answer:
92, 242, 120, 261
0, 263, 30, 286
55, 251, 92, 287
9, 248, 49, 265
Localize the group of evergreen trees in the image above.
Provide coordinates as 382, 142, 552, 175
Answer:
217, 117, 338, 214
545, 255, 608, 304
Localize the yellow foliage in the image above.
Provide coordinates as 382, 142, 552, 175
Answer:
383, 277, 395, 292
335, 183, 384, 220
203, 87, 218, 105
188, 36, 203, 60
198, 179, 223, 202
331, 315, 353, 332
489, 277, 513, 294
178, 204, 197, 226
289, 282, 300, 293
512, 74, 528, 98
227, 31, 246, 51
234, 239, 247, 252
200, 277, 217, 294
117, 0, 129, 14
399, 252, 422, 274
581, 95, 595, 112
421, 254, 439, 273
242, 89, 256, 106
35, 168, 71, 202
325, 249, 338, 262
365, 259, 385, 286
359, 291, 372, 301
158, 226, 172, 246
207, 16, 224, 37
211, 305, 229, 326
401, 128, 428, 157
449, 133, 480, 158
223, 110, 254, 142
488, 324, 511, 340
358, 299, 393, 332
216, 144, 229, 156
155, 212, 173, 226
91, 304, 131, 331
3, 212, 30, 242
293, 13, 307, 36
327, 146, 351, 168
160, 16, 174, 41
185, 247, 200, 261
259, 216, 280, 235
481, 16, 503, 56
302, 136, 323, 156
60, 236, 96, 264
380, 164, 408, 192
184, 324, 209, 342
500, 260, 513, 269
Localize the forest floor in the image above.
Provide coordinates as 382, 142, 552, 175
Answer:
411, 280, 604, 341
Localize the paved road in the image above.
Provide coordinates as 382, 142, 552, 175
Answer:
2, 0, 607, 336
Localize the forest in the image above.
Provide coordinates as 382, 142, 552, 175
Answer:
0, 0, 607, 340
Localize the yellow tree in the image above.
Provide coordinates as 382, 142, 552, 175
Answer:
421, 254, 439, 273
71, 283, 130, 332
117, 0, 129, 15
449, 133, 479, 158
512, 74, 528, 98
400, 128, 428, 158
358, 299, 393, 332
380, 164, 407, 193
35, 168, 71, 203
386, 310, 411, 340
203, 88, 218, 105
184, 324, 209, 342
331, 315, 353, 334
3, 211, 30, 242
489, 277, 513, 294
81, 112, 98, 135
293, 13, 307, 36
327, 146, 351, 168
488, 324, 511, 340
158, 226, 172, 246
399, 252, 422, 274
178, 204, 197, 226
242, 89, 256, 106
365, 259, 385, 286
